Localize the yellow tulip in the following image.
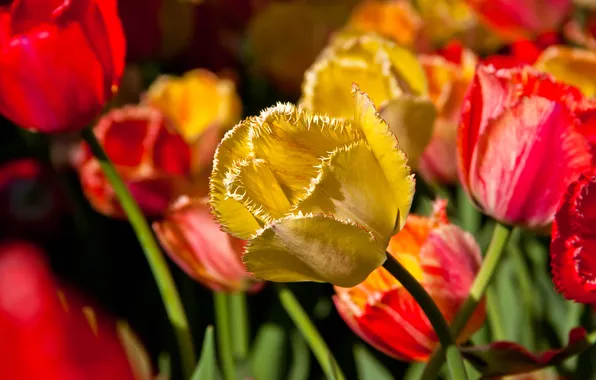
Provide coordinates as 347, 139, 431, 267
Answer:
535, 45, 596, 98
300, 32, 436, 169
143, 69, 241, 144
209, 85, 415, 287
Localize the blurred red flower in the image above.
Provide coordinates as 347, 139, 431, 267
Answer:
551, 169, 596, 304
465, 0, 571, 41
0, 0, 125, 133
0, 159, 66, 240
457, 65, 595, 229
483, 32, 561, 68
78, 106, 192, 219
0, 240, 142, 380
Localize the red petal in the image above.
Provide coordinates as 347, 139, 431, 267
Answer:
460, 328, 590, 377
551, 169, 596, 303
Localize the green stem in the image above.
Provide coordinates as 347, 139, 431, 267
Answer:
276, 285, 345, 380
81, 129, 195, 378
457, 187, 481, 233
229, 292, 250, 361
383, 254, 468, 380
214, 292, 236, 380
486, 286, 506, 341
421, 223, 512, 380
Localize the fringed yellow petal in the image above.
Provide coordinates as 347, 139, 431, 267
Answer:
225, 158, 292, 225
249, 103, 363, 203
379, 95, 437, 169
210, 120, 261, 239
300, 33, 427, 118
352, 85, 415, 232
535, 46, 596, 97
294, 142, 398, 246
244, 214, 386, 287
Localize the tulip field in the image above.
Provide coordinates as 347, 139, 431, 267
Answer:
3, 0, 596, 379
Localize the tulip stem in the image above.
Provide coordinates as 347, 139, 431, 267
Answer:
382, 253, 468, 380
421, 222, 512, 380
81, 128, 196, 378
229, 291, 250, 360
276, 285, 345, 380
214, 292, 236, 380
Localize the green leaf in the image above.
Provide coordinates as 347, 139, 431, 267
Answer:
403, 362, 425, 380
192, 326, 222, 380
250, 323, 287, 380
353, 345, 393, 380
288, 330, 310, 380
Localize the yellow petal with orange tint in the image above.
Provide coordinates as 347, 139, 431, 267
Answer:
379, 95, 436, 169
145, 69, 241, 142
347, 0, 423, 47
535, 46, 596, 97
244, 214, 386, 287
294, 142, 399, 246
352, 85, 415, 232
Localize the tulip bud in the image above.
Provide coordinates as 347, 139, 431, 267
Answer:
210, 85, 415, 287
0, 0, 125, 133
300, 32, 435, 169
334, 201, 485, 361
153, 197, 262, 293
457, 65, 595, 229
78, 106, 192, 219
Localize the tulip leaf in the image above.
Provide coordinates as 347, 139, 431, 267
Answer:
403, 362, 426, 380
192, 326, 222, 380
249, 323, 287, 380
460, 328, 594, 378
353, 345, 393, 380
288, 330, 310, 380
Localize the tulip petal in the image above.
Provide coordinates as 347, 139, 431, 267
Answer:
249, 103, 363, 204
225, 158, 292, 224
379, 95, 436, 169
470, 96, 592, 227
352, 85, 415, 231
294, 142, 398, 246
210, 120, 262, 239
244, 214, 386, 287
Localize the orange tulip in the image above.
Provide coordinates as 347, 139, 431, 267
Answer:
334, 201, 485, 361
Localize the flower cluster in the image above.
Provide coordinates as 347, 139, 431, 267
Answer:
3, 0, 596, 379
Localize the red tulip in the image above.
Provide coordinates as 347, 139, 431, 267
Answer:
0, 241, 141, 380
0, 0, 125, 133
153, 196, 262, 292
465, 0, 572, 41
0, 159, 66, 240
551, 169, 596, 304
78, 105, 192, 219
333, 201, 485, 361
457, 65, 595, 229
